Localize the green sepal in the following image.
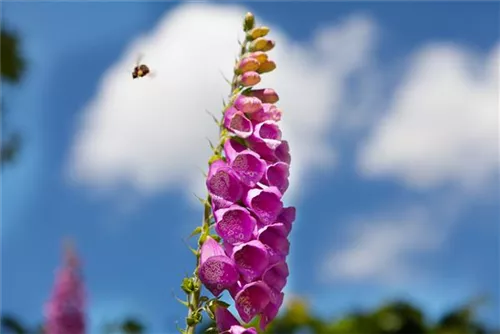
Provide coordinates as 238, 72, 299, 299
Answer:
240, 86, 253, 95
205, 327, 218, 334
210, 234, 222, 243
206, 299, 230, 318
198, 233, 207, 247
208, 154, 222, 166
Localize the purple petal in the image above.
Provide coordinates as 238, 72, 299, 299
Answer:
247, 141, 276, 161
252, 121, 282, 150
234, 95, 263, 114
199, 255, 238, 297
277, 207, 296, 235
258, 224, 290, 265
223, 241, 234, 257
234, 281, 272, 323
215, 307, 259, 334
206, 160, 243, 202
246, 88, 279, 104
224, 138, 247, 162
260, 226, 290, 253
259, 290, 284, 331
215, 306, 240, 331
275, 140, 291, 164
262, 262, 289, 292
232, 240, 269, 282
211, 195, 234, 211
264, 162, 290, 194
248, 103, 282, 123
200, 236, 225, 263
244, 187, 283, 225
230, 150, 266, 187
214, 205, 256, 244
199, 237, 239, 296
224, 107, 253, 138
229, 326, 258, 334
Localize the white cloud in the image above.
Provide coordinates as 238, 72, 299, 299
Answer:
66, 3, 377, 204
321, 207, 447, 284
358, 43, 499, 193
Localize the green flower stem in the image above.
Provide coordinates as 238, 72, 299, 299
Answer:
184, 37, 250, 334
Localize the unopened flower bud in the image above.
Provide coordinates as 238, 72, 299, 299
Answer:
261, 40, 275, 52
243, 12, 255, 31
247, 51, 268, 64
235, 57, 260, 74
248, 26, 270, 40
249, 38, 275, 52
234, 94, 263, 113
238, 71, 261, 87
245, 88, 279, 104
257, 60, 276, 74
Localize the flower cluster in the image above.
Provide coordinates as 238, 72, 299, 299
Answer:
44, 242, 86, 334
198, 12, 296, 332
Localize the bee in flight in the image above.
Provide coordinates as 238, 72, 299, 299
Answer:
132, 54, 152, 79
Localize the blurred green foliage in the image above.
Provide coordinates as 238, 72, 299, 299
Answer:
1, 27, 25, 164
196, 296, 497, 334
1, 295, 497, 334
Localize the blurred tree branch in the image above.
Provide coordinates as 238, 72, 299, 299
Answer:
1, 27, 26, 165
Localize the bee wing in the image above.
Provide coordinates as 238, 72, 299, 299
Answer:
135, 53, 144, 66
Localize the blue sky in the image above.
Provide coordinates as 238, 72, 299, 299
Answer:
2, 2, 499, 333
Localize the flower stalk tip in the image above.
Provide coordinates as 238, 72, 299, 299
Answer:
243, 12, 255, 32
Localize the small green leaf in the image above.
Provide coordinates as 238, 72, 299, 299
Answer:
205, 137, 215, 151
175, 296, 189, 307
219, 70, 232, 85
181, 238, 199, 256
192, 192, 205, 204
205, 109, 220, 126
189, 226, 202, 238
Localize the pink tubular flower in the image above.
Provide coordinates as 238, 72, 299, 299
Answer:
234, 95, 263, 114
215, 306, 258, 334
44, 242, 86, 334
200, 14, 295, 331
248, 103, 282, 123
245, 88, 279, 104
206, 160, 243, 203
199, 236, 239, 297
223, 107, 253, 138
214, 205, 256, 244
250, 121, 282, 150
